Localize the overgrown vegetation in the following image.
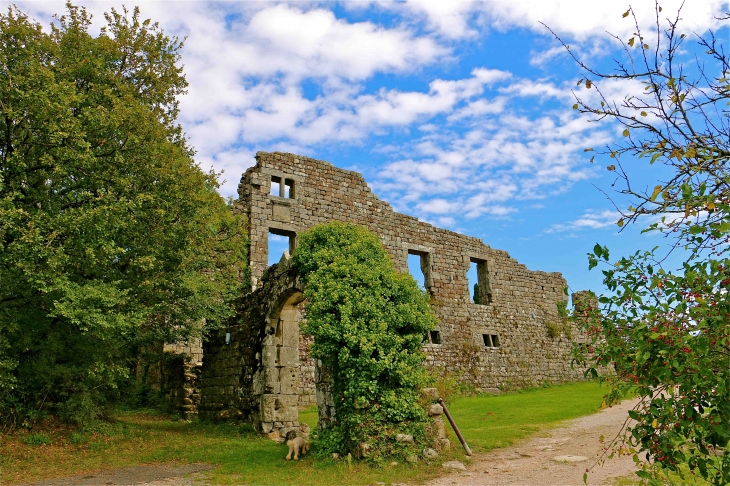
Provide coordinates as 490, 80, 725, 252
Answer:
547, 3, 730, 484
0, 382, 608, 485
292, 222, 437, 461
0, 5, 248, 427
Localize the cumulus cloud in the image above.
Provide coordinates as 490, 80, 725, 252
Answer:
395, 0, 729, 41
371, 75, 615, 225
13, 0, 727, 209
546, 209, 621, 233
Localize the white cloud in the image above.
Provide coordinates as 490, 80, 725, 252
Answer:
529, 46, 567, 67
448, 97, 508, 121
372, 75, 616, 222
499, 79, 573, 102
484, 0, 729, 40
546, 209, 620, 233
242, 4, 446, 81
14, 0, 724, 215
395, 0, 729, 41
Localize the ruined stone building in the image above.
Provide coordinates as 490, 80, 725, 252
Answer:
190, 152, 587, 434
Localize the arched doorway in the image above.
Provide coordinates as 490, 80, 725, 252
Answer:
254, 290, 304, 434
252, 285, 335, 435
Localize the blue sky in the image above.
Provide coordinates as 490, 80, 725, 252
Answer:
16, 0, 730, 296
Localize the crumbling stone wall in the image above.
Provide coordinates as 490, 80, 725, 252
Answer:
198, 151, 589, 432
198, 258, 328, 433
234, 151, 585, 392
161, 339, 203, 419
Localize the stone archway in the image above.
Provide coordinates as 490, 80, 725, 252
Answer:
252, 286, 335, 435
252, 289, 304, 434
199, 256, 334, 434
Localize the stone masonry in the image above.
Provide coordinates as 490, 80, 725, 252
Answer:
196, 151, 588, 433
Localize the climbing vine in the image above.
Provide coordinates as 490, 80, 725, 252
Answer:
292, 222, 437, 460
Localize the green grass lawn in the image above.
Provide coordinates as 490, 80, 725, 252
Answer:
0, 381, 609, 485
448, 382, 612, 452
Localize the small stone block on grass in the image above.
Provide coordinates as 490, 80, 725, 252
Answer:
443, 460, 467, 471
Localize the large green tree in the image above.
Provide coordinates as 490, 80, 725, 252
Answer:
0, 5, 247, 425
292, 222, 437, 461
547, 4, 730, 484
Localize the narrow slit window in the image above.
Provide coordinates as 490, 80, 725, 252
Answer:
429, 330, 441, 344
407, 250, 432, 291
284, 179, 295, 198
468, 258, 493, 304
268, 229, 296, 266
270, 176, 282, 197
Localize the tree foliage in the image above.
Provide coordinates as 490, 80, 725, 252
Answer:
0, 5, 248, 425
292, 222, 437, 460
547, 4, 730, 484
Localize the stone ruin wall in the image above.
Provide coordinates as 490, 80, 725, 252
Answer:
197, 259, 336, 434
160, 339, 203, 419
234, 151, 586, 396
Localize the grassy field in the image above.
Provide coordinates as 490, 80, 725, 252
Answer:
0, 381, 609, 485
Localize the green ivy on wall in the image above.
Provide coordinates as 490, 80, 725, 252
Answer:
293, 222, 437, 460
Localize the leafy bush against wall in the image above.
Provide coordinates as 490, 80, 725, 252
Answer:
292, 222, 437, 459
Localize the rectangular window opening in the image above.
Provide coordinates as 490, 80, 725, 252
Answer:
408, 253, 426, 290
268, 229, 296, 266
429, 330, 441, 344
270, 176, 282, 197
284, 179, 295, 198
407, 250, 432, 291
468, 258, 493, 304
482, 334, 500, 348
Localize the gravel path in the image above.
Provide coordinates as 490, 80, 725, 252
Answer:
421, 397, 641, 486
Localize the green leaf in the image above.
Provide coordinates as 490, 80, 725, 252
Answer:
593, 243, 603, 257
622, 128, 630, 137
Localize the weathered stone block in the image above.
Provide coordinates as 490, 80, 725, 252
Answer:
260, 394, 298, 423
278, 346, 298, 367
429, 404, 443, 416
262, 345, 278, 368
279, 367, 299, 395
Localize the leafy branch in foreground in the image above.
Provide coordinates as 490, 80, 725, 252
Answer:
546, 3, 730, 484
544, 4, 730, 256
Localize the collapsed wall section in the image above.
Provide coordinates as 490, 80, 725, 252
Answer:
234, 152, 584, 390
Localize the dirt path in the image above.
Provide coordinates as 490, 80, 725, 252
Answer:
421, 397, 641, 486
